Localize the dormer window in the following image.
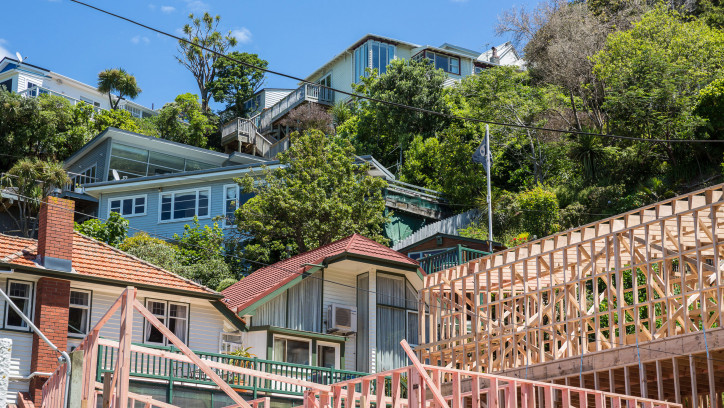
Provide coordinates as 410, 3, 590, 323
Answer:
354, 40, 396, 82
413, 51, 461, 75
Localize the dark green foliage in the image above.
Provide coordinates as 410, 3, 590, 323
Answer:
75, 212, 129, 247
208, 51, 268, 118
338, 59, 452, 167
231, 129, 389, 269
153, 93, 215, 147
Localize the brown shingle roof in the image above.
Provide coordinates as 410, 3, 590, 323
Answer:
0, 232, 215, 295
221, 234, 419, 312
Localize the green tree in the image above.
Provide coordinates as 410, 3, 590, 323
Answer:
232, 129, 389, 268
399, 130, 487, 208
207, 51, 268, 118
696, 77, 724, 135
173, 217, 226, 265
592, 6, 724, 164
74, 212, 129, 247
153, 93, 214, 147
92, 109, 142, 134
451, 66, 569, 186
97, 68, 142, 110
0, 90, 95, 170
0, 158, 70, 237
516, 185, 560, 238
338, 59, 451, 167
177, 12, 238, 113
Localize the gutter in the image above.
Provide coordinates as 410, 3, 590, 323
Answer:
0, 262, 224, 300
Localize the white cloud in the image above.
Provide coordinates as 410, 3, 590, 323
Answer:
0, 39, 12, 59
184, 0, 209, 12
161, 5, 175, 13
131, 35, 150, 45
450, 0, 469, 3
231, 28, 252, 44
148, 3, 156, 10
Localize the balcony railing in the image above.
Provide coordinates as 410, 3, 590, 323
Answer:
18, 86, 102, 111
418, 245, 490, 275
258, 83, 334, 132
96, 342, 367, 398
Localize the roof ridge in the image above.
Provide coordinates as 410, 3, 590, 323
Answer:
73, 232, 217, 294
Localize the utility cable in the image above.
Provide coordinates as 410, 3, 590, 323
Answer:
68, 0, 724, 145
11, 193, 724, 369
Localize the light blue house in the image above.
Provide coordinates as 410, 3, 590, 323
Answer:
63, 127, 448, 245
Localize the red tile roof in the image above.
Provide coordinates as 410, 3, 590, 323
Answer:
222, 234, 419, 312
0, 232, 216, 295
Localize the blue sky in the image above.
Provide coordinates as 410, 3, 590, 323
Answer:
1, 0, 536, 111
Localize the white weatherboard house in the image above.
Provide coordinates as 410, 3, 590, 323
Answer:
221, 234, 425, 374
0, 196, 288, 407
0, 57, 155, 118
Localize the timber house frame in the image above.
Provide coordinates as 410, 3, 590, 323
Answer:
416, 182, 724, 407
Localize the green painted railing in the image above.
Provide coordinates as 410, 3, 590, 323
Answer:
96, 343, 367, 400
418, 245, 490, 275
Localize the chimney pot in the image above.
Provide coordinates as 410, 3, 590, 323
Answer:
37, 196, 75, 272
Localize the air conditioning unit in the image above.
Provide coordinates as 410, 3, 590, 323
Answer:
328, 304, 357, 334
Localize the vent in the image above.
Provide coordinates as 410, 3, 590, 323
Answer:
328, 304, 357, 334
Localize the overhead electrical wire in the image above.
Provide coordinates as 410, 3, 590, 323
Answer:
68, 0, 724, 144
9, 193, 724, 368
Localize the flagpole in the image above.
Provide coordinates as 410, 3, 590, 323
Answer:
485, 124, 493, 253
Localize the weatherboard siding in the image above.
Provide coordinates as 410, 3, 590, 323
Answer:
1, 274, 230, 402
263, 90, 294, 108
322, 268, 359, 372
97, 179, 251, 240
66, 138, 110, 184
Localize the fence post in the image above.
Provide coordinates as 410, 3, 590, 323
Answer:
68, 349, 85, 408
253, 357, 258, 399
0, 338, 11, 408
167, 352, 175, 404
102, 372, 113, 408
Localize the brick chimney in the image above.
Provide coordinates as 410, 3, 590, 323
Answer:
37, 196, 75, 272
491, 47, 500, 64
29, 197, 75, 405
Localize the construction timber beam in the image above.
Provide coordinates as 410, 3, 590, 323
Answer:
416, 183, 724, 406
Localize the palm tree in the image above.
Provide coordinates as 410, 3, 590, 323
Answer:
97, 68, 142, 110
0, 158, 70, 237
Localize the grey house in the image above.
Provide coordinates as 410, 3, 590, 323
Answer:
61, 127, 449, 245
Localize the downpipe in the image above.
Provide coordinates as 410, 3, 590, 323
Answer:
0, 287, 72, 408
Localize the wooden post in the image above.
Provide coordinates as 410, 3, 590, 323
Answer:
114, 287, 135, 408
68, 349, 84, 408
102, 372, 113, 408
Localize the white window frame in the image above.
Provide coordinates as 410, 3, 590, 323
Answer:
316, 340, 340, 369
68, 289, 92, 338
415, 51, 461, 75
223, 184, 240, 227
406, 310, 419, 347
219, 331, 244, 354
158, 187, 211, 223
3, 279, 34, 331
109, 194, 147, 218
143, 299, 190, 346
272, 334, 312, 365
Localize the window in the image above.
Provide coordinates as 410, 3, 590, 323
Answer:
376, 273, 419, 371
220, 332, 244, 354
160, 188, 210, 221
107, 142, 216, 180
318, 74, 333, 102
80, 97, 102, 110
0, 79, 12, 92
144, 299, 189, 345
224, 185, 254, 226
413, 51, 461, 75
4, 280, 33, 330
318, 344, 337, 368
354, 40, 396, 82
68, 290, 91, 337
70, 164, 97, 187
109, 195, 146, 217
123, 105, 142, 118
273, 336, 310, 365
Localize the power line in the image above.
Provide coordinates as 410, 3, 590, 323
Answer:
68, 0, 724, 145
9, 193, 724, 368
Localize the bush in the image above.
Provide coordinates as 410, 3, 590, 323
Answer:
516, 186, 560, 238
